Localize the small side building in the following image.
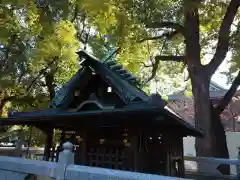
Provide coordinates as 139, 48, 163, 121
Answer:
0, 50, 203, 177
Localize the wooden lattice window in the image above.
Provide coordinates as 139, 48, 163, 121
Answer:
86, 145, 129, 170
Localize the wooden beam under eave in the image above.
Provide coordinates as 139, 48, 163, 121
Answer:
43, 127, 53, 161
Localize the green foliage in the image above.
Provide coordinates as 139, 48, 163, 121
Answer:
29, 20, 80, 84
77, 0, 186, 94
0, 0, 80, 109
0, 0, 80, 145
229, 20, 240, 75
2, 0, 238, 147
0, 0, 187, 116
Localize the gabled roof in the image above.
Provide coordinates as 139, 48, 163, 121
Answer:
79, 50, 151, 102
3, 50, 203, 137
49, 50, 152, 109
167, 80, 240, 101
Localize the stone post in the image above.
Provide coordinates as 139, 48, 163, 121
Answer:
15, 132, 24, 157
56, 142, 74, 180
237, 146, 240, 180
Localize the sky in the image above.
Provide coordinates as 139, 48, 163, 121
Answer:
212, 72, 229, 89
211, 52, 232, 89
211, 20, 238, 90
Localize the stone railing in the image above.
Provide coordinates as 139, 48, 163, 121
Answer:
184, 155, 240, 179
1, 141, 240, 179
0, 141, 190, 180
0, 146, 44, 158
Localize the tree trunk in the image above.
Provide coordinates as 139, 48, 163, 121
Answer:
211, 105, 230, 174
0, 99, 9, 133
183, 0, 230, 174
191, 75, 215, 174
0, 97, 14, 117
192, 76, 230, 174
191, 75, 212, 156
45, 73, 55, 100
183, 0, 213, 166
0, 101, 5, 117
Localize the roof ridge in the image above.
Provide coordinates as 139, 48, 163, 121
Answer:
79, 50, 141, 87
167, 79, 229, 100
78, 50, 150, 102
102, 59, 141, 86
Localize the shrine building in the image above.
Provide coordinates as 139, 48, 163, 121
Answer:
0, 50, 203, 177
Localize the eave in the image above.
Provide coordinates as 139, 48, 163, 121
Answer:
2, 105, 203, 138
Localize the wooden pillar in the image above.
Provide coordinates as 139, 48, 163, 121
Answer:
51, 145, 55, 162
122, 144, 132, 171
43, 127, 53, 161
138, 132, 147, 172
164, 132, 185, 177
70, 133, 76, 145
163, 133, 171, 176
148, 137, 162, 174
75, 132, 87, 165
171, 136, 185, 178
178, 137, 185, 177
129, 133, 140, 172
56, 130, 66, 162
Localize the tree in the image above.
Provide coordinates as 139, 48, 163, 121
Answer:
0, 0, 81, 113
75, 0, 186, 95
0, 0, 81, 146
140, 0, 240, 174
3, 1, 239, 163
80, 0, 240, 174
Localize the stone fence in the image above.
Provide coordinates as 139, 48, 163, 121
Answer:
1, 141, 240, 179
184, 156, 240, 179
0, 141, 189, 180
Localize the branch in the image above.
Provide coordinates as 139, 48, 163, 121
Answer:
141, 62, 151, 68
139, 30, 179, 43
144, 59, 160, 84
155, 55, 185, 62
0, 95, 36, 113
0, 96, 15, 105
146, 21, 184, 30
145, 21, 185, 35
216, 70, 240, 113
71, 4, 79, 22
207, 0, 240, 75
77, 14, 86, 43
142, 41, 167, 85
27, 56, 59, 91
142, 55, 185, 84
1, 34, 17, 71
45, 73, 55, 100
37, 81, 47, 87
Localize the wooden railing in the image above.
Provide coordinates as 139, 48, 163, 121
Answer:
0, 142, 190, 180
